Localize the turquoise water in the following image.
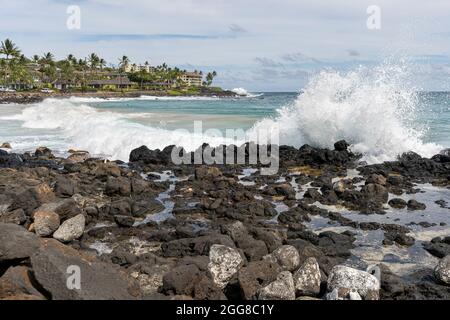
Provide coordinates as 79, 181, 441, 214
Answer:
0, 91, 449, 162
93, 92, 450, 146
417, 92, 450, 146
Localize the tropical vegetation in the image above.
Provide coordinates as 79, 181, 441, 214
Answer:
0, 38, 219, 92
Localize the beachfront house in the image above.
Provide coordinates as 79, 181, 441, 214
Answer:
179, 71, 203, 87
124, 62, 152, 73
88, 77, 135, 90
53, 79, 79, 90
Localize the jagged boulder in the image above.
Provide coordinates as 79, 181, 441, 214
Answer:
208, 245, 243, 289
327, 265, 380, 300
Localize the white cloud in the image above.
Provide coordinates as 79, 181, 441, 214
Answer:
1, 0, 449, 90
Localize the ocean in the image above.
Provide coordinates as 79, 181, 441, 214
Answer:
0, 68, 449, 164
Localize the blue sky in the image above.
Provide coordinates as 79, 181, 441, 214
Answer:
1, 0, 450, 91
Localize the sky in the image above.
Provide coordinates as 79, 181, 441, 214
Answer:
1, 0, 450, 91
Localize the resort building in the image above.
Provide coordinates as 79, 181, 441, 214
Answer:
88, 77, 135, 90
124, 62, 152, 73
179, 71, 203, 87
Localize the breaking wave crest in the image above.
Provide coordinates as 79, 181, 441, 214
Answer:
250, 61, 442, 163
1, 98, 239, 160
1, 60, 443, 163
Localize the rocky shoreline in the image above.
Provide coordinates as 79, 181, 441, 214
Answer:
0, 142, 449, 300
0, 89, 238, 105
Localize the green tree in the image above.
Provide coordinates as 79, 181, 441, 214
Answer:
118, 55, 130, 72
99, 58, 106, 71
206, 71, 217, 86
0, 39, 21, 60
67, 54, 77, 65
9, 58, 32, 89
42, 52, 54, 65
0, 39, 22, 86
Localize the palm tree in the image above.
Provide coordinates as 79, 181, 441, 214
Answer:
0, 39, 22, 87
88, 53, 99, 71
0, 39, 21, 60
99, 58, 106, 71
206, 71, 217, 86
9, 57, 31, 89
118, 55, 130, 72
42, 52, 54, 65
0, 59, 7, 85
67, 54, 77, 65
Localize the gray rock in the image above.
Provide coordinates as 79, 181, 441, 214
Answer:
0, 266, 45, 300
161, 234, 235, 258
333, 180, 346, 193
114, 215, 135, 228
265, 245, 300, 272
274, 184, 296, 199
258, 271, 296, 300
0, 142, 11, 149
349, 290, 362, 300
221, 221, 248, 241
34, 210, 60, 237
53, 214, 85, 242
366, 174, 387, 186
388, 198, 407, 209
238, 260, 281, 299
31, 239, 139, 300
162, 264, 201, 296
361, 183, 389, 203
407, 199, 426, 211
208, 244, 244, 289
0, 223, 39, 262
35, 147, 53, 158
293, 257, 321, 296
195, 166, 222, 180
327, 265, 380, 300
66, 151, 89, 163
434, 255, 450, 285
0, 209, 27, 225
54, 177, 76, 197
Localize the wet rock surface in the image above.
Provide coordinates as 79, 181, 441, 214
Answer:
0, 142, 449, 300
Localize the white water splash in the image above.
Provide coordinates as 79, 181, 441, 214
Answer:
250, 61, 442, 163
1, 98, 241, 160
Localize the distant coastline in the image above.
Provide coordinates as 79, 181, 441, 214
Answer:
0, 87, 238, 104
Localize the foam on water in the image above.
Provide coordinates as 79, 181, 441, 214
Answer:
0, 60, 445, 163
1, 98, 242, 160
250, 61, 443, 163
231, 88, 263, 98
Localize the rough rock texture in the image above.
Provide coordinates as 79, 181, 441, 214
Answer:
53, 214, 85, 242
238, 260, 281, 300
0, 140, 448, 300
265, 245, 300, 272
30, 239, 139, 300
327, 265, 380, 300
33, 210, 60, 237
434, 256, 450, 285
0, 266, 45, 300
388, 198, 407, 209
161, 234, 235, 258
208, 244, 244, 289
0, 223, 39, 262
293, 257, 321, 297
257, 271, 296, 300
407, 199, 426, 211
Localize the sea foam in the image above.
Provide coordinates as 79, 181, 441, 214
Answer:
249, 61, 442, 163
2, 61, 443, 163
3, 98, 240, 160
